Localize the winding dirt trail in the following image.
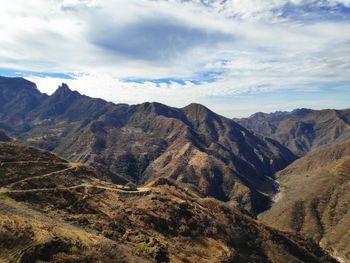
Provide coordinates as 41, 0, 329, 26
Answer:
1, 160, 151, 196
1, 183, 150, 195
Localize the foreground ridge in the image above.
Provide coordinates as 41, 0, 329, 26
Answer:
0, 140, 338, 262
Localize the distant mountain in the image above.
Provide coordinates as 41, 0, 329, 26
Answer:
0, 140, 338, 262
259, 139, 350, 262
0, 76, 297, 214
234, 108, 350, 156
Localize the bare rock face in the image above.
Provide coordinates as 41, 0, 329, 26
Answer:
0, 141, 338, 263
259, 139, 350, 262
0, 77, 297, 215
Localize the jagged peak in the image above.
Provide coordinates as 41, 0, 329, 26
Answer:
51, 83, 79, 98
57, 83, 72, 92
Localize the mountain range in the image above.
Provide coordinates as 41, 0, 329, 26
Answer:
0, 76, 297, 215
234, 109, 350, 156
0, 76, 349, 262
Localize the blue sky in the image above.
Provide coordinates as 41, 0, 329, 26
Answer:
0, 0, 349, 117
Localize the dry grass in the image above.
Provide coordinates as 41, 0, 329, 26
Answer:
260, 140, 350, 261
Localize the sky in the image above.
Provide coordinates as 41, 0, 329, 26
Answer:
0, 0, 349, 117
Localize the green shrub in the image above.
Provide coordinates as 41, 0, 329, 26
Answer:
0, 194, 14, 202
70, 245, 80, 254
135, 241, 151, 252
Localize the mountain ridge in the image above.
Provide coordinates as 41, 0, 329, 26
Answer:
0, 76, 296, 215
0, 75, 348, 261
234, 107, 350, 156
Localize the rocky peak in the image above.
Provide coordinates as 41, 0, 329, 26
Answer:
49, 83, 81, 102
54, 83, 73, 96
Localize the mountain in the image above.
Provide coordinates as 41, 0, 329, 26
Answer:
0, 76, 297, 214
259, 139, 350, 262
0, 139, 339, 262
234, 108, 350, 156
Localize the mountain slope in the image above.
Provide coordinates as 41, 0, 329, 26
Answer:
0, 140, 150, 262
0, 140, 339, 262
259, 139, 350, 262
234, 108, 350, 156
0, 76, 297, 214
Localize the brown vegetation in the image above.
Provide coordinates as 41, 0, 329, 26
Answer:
0, 141, 338, 262
259, 140, 350, 261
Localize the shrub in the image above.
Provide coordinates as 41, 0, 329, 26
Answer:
135, 241, 151, 253
70, 245, 80, 254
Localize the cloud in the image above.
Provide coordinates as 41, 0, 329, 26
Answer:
0, 0, 349, 116
160, 0, 350, 22
88, 17, 232, 62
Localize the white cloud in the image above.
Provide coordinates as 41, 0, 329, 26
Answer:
1, 0, 350, 116
161, 0, 350, 21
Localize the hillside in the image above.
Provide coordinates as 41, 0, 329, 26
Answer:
0, 76, 297, 214
0, 140, 339, 262
234, 108, 350, 156
259, 140, 350, 262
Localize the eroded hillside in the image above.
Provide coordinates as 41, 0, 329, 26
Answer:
259, 140, 350, 262
0, 140, 338, 263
